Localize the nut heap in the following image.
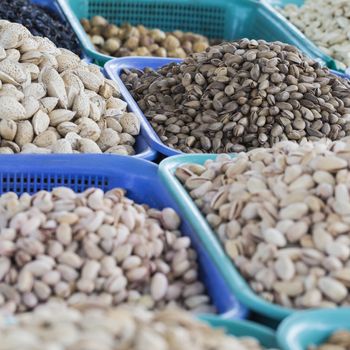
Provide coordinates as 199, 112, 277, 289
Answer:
0, 304, 272, 350
81, 16, 210, 58
281, 0, 350, 70
310, 330, 350, 350
176, 137, 350, 309
0, 0, 82, 56
122, 39, 350, 153
0, 20, 140, 155
0, 187, 212, 314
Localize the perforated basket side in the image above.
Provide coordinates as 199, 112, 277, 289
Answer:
0, 172, 109, 195
87, 0, 227, 39
57, 0, 235, 65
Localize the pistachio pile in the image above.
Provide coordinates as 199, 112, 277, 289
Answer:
122, 39, 350, 153
281, 0, 350, 70
0, 303, 273, 350
0, 20, 140, 155
81, 16, 210, 58
310, 330, 350, 350
0, 187, 212, 314
175, 137, 350, 309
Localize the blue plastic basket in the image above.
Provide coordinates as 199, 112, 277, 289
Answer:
105, 57, 182, 157
0, 155, 247, 320
105, 56, 350, 158
277, 308, 350, 350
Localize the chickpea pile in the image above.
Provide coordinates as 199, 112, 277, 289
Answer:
81, 16, 211, 58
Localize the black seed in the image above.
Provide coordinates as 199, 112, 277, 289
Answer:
0, 0, 82, 56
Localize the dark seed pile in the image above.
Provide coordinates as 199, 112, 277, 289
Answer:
0, 0, 82, 56
122, 39, 350, 153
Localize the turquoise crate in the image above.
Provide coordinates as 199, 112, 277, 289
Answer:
277, 308, 350, 350
262, 0, 344, 71
203, 316, 278, 348
158, 154, 303, 321
57, 0, 337, 68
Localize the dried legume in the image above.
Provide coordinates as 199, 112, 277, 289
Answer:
81, 16, 211, 58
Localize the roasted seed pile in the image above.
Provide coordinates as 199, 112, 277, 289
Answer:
310, 330, 350, 350
0, 187, 212, 314
122, 39, 350, 153
0, 304, 272, 350
281, 0, 350, 70
81, 16, 210, 58
0, 20, 140, 155
0, 0, 81, 56
176, 138, 350, 309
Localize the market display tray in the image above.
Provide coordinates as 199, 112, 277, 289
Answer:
0, 154, 248, 320
158, 154, 299, 321
105, 56, 350, 158
56, 0, 336, 67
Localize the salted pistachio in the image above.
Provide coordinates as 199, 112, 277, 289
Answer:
0, 187, 211, 314
0, 303, 272, 350
281, 1, 350, 68
175, 138, 350, 309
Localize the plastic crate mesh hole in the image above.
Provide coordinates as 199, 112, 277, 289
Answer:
0, 174, 109, 194
88, 1, 225, 39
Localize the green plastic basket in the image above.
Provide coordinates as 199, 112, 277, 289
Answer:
203, 316, 278, 348
262, 0, 343, 71
56, 0, 338, 68
277, 308, 350, 350
158, 154, 302, 322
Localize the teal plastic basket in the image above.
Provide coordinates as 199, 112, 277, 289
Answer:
56, 0, 337, 68
159, 154, 306, 321
262, 0, 344, 71
277, 308, 350, 350
202, 316, 278, 348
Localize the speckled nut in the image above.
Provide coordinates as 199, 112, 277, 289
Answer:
0, 21, 140, 154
